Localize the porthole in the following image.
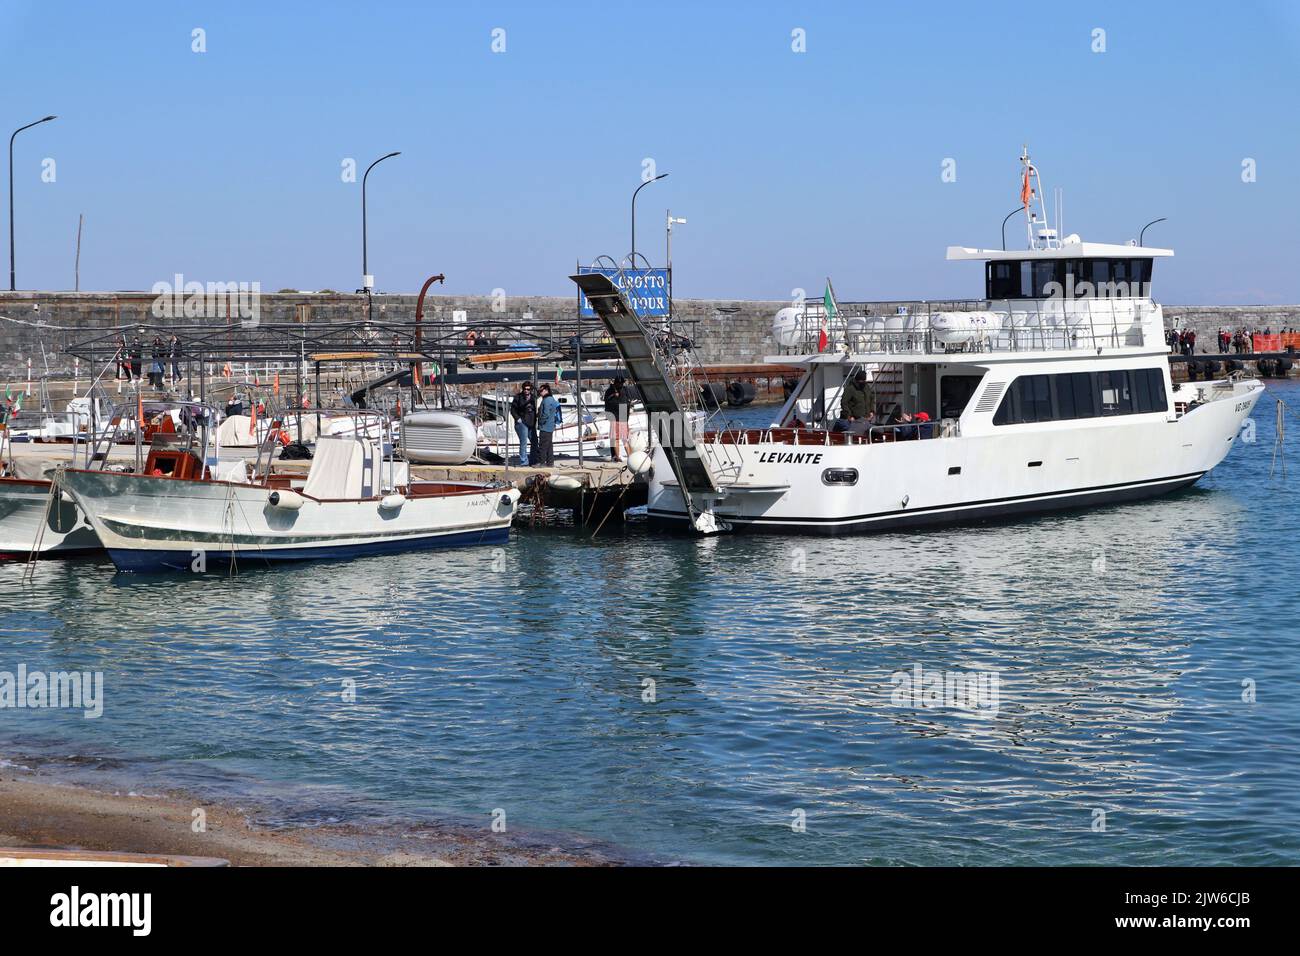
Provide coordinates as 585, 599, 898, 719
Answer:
822, 468, 859, 486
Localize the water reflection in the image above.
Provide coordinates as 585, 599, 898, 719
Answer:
1, 388, 1298, 864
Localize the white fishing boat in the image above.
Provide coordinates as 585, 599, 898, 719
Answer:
579, 150, 1266, 534
57, 411, 519, 572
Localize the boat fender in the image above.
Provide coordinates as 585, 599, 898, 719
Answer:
378, 493, 406, 510
629, 431, 649, 454
548, 475, 582, 491
626, 450, 652, 475
267, 490, 304, 510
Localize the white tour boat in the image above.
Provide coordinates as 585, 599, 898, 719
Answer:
581, 152, 1266, 534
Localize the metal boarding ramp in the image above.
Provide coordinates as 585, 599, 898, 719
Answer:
569, 271, 730, 532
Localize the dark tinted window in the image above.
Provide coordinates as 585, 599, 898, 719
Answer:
993, 368, 1163, 424
1019, 375, 1052, 422
986, 258, 1154, 299
1054, 372, 1095, 419
1137, 368, 1167, 413
1098, 370, 1132, 415
1032, 261, 1065, 297
987, 261, 1019, 299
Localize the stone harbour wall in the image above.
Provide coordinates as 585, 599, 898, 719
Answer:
0, 290, 789, 381
2, 290, 1298, 383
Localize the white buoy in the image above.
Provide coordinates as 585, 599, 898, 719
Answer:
548, 475, 582, 491
626, 450, 652, 475
267, 489, 305, 510
379, 493, 406, 510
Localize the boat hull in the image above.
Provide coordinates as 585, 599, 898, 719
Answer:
105, 524, 510, 572
648, 378, 1263, 534
58, 470, 518, 573
0, 478, 101, 558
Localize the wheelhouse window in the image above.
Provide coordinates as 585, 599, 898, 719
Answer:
986, 257, 1155, 299
993, 368, 1167, 424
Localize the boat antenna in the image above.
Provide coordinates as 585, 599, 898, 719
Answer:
1019, 146, 1059, 251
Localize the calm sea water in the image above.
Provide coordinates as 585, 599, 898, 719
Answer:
3, 383, 1299, 865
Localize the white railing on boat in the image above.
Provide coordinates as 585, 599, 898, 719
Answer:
779, 298, 1161, 356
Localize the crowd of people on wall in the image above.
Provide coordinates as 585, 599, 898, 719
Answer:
1167, 325, 1300, 355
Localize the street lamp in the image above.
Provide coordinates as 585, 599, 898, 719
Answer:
9, 114, 57, 291
666, 210, 686, 270
1000, 206, 1022, 251
1139, 217, 1167, 246
631, 172, 667, 266
361, 150, 400, 319
666, 211, 686, 325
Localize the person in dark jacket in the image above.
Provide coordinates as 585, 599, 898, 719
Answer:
835, 370, 874, 431
149, 337, 166, 388
535, 384, 561, 467
130, 335, 144, 384
509, 382, 537, 466
603, 375, 631, 462
169, 334, 182, 384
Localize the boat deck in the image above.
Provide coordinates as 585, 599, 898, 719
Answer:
3, 440, 647, 527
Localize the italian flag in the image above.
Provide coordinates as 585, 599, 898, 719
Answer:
819, 281, 835, 352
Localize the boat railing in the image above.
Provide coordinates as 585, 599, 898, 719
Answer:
703, 419, 959, 448
779, 298, 1158, 356
82, 397, 222, 473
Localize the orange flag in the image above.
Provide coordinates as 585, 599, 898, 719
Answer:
249, 398, 258, 437
273, 373, 280, 396
1020, 168, 1032, 209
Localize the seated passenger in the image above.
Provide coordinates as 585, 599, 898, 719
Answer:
833, 371, 874, 432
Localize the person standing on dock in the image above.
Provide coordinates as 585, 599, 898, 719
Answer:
510, 381, 537, 466
536, 383, 561, 467
169, 334, 182, 385
603, 375, 631, 462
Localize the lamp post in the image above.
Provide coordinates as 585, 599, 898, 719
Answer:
1139, 217, 1167, 247
631, 172, 667, 266
1000, 206, 1022, 251
361, 150, 400, 320
666, 211, 686, 325
9, 115, 57, 291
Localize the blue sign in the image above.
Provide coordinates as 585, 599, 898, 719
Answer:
577, 267, 671, 318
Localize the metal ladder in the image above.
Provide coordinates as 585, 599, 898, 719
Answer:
570, 270, 731, 531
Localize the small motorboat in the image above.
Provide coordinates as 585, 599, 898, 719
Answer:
57, 410, 519, 573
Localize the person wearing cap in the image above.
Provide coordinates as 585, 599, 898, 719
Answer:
509, 381, 537, 465
603, 375, 631, 462
535, 383, 561, 467
836, 369, 874, 432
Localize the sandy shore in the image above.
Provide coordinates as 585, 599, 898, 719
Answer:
0, 769, 621, 866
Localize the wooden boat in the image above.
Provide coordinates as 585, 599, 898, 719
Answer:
57, 412, 519, 573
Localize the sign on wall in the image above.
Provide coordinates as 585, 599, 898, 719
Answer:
577, 267, 671, 318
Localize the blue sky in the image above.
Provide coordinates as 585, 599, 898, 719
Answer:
2, 0, 1298, 303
